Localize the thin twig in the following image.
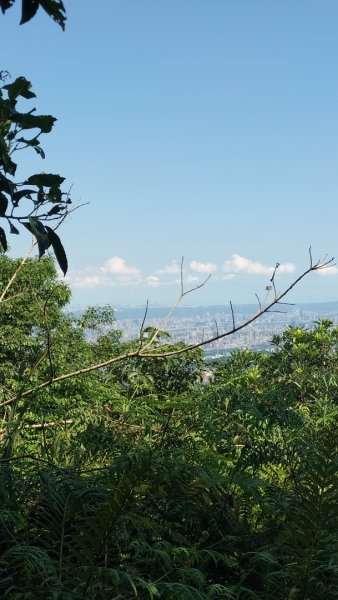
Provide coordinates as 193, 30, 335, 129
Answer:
138, 300, 149, 350
0, 244, 34, 304
180, 256, 184, 296
255, 293, 262, 312
230, 301, 235, 330
141, 272, 210, 350
270, 262, 280, 298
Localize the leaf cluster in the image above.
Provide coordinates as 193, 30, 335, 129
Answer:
0, 0, 66, 29
0, 73, 69, 272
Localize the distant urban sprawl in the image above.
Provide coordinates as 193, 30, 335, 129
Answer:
70, 302, 338, 360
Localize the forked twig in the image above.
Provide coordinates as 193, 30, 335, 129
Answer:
138, 300, 149, 350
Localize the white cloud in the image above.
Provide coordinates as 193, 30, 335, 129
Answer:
157, 260, 180, 275
222, 254, 296, 276
190, 260, 218, 273
316, 265, 338, 276
70, 275, 106, 289
221, 273, 236, 281
146, 275, 161, 287
100, 256, 140, 276
186, 275, 200, 284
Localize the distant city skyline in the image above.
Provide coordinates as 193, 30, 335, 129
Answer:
74, 300, 338, 359
2, 1, 338, 306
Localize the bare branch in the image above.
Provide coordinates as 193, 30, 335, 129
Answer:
138, 300, 149, 350
141, 269, 210, 351
182, 274, 211, 298
0, 244, 34, 304
230, 300, 235, 330
0, 419, 74, 438
270, 262, 280, 298
309, 246, 313, 269
213, 318, 219, 338
180, 256, 184, 296
254, 293, 262, 313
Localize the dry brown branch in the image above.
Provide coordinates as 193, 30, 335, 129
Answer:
138, 299, 149, 351
0, 419, 73, 438
0, 244, 34, 304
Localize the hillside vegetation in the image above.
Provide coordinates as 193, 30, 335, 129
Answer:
0, 255, 337, 599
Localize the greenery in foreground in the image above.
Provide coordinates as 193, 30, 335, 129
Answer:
0, 256, 337, 599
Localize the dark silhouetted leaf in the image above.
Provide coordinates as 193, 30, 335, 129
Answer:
9, 222, 19, 234
45, 225, 68, 275
17, 136, 40, 146
39, 0, 66, 29
22, 221, 33, 233
0, 1, 13, 14
20, 0, 39, 24
34, 145, 45, 159
0, 227, 7, 251
0, 175, 14, 196
4, 77, 36, 100
26, 173, 65, 187
47, 204, 62, 216
28, 217, 51, 257
12, 113, 56, 133
12, 189, 35, 203
48, 185, 61, 202
0, 193, 8, 216
1, 0, 66, 28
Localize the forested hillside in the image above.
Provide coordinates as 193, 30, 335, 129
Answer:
0, 255, 337, 598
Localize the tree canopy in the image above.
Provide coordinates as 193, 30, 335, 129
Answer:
0, 255, 338, 598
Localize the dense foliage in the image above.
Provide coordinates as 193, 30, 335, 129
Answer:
0, 255, 337, 598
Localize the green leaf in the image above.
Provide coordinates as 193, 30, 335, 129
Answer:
45, 225, 68, 275
0, 193, 8, 216
0, 226, 7, 251
26, 173, 65, 187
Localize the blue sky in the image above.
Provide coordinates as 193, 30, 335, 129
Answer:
2, 0, 338, 306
